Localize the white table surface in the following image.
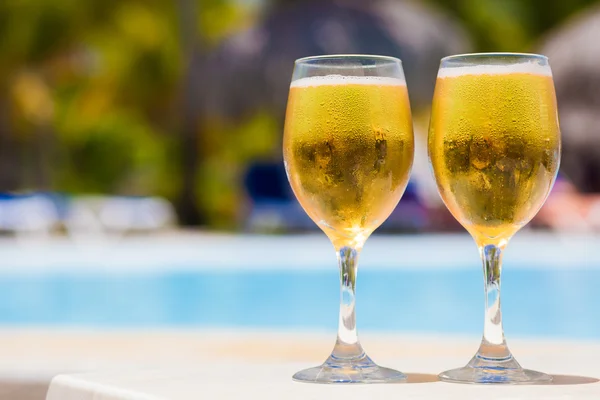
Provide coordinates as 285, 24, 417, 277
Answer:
42, 332, 600, 400
47, 364, 600, 400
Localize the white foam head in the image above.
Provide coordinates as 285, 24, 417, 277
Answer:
291, 74, 406, 88
438, 62, 552, 78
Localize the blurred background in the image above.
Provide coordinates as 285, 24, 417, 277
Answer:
1, 0, 600, 234
1, 0, 600, 398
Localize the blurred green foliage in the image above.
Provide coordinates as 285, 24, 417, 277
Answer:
0, 0, 258, 228
0, 0, 597, 228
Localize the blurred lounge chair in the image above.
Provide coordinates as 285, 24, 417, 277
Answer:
243, 161, 313, 232
0, 193, 61, 237
65, 195, 177, 239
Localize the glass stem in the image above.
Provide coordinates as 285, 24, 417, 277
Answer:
331, 245, 365, 361
477, 241, 511, 360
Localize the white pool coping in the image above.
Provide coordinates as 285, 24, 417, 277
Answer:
0, 231, 598, 274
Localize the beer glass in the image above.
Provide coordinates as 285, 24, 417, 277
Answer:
428, 53, 560, 384
283, 55, 414, 383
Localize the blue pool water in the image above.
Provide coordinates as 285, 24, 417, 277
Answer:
0, 263, 597, 339
0, 233, 597, 339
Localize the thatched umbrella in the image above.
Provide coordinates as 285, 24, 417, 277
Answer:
541, 5, 600, 193
200, 0, 471, 121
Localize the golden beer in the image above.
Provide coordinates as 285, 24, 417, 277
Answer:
283, 76, 414, 245
429, 65, 560, 243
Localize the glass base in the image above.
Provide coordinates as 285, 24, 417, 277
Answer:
439, 354, 552, 385
293, 354, 407, 384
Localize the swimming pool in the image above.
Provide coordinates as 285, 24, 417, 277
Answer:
0, 232, 597, 339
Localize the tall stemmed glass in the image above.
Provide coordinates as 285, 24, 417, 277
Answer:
428, 53, 560, 384
283, 55, 414, 383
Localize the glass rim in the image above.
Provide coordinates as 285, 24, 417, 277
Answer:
441, 52, 548, 63
295, 54, 402, 65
